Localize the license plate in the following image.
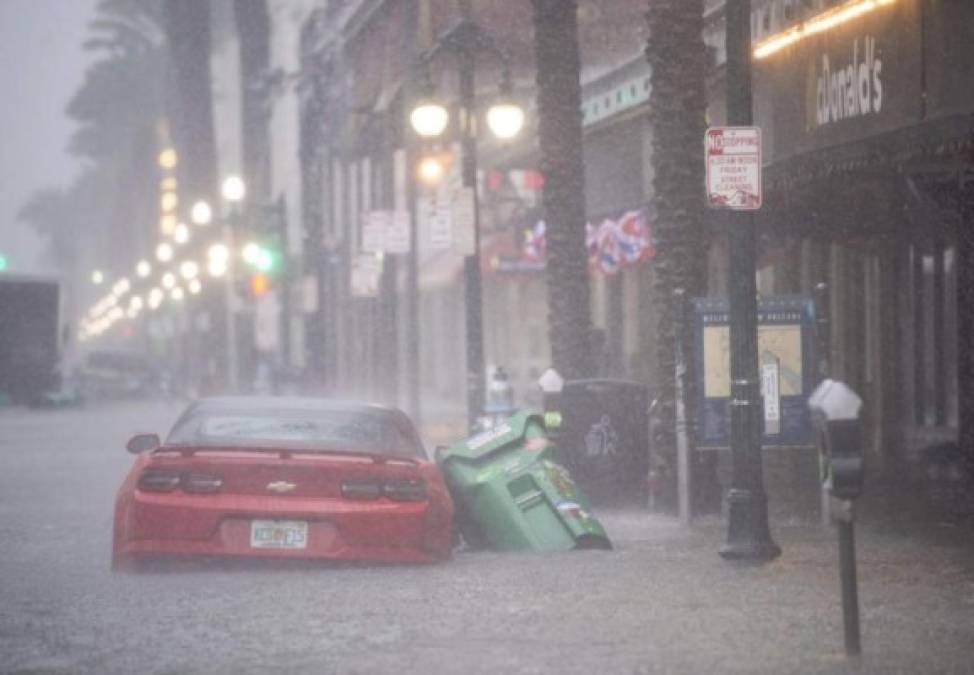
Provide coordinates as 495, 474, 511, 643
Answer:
250, 520, 308, 549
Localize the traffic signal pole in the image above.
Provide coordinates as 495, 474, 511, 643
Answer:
719, 0, 780, 562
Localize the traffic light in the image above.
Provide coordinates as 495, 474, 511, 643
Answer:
241, 239, 282, 276
249, 272, 270, 297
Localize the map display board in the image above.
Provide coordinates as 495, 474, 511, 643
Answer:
692, 296, 818, 449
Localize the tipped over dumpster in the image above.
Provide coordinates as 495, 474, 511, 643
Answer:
437, 411, 611, 552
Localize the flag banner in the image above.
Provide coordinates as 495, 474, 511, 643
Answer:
522, 209, 654, 275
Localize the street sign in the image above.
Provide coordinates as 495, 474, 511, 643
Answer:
451, 187, 476, 256
361, 210, 412, 254
705, 127, 762, 210
350, 253, 382, 297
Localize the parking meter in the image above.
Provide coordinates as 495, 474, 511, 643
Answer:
807, 378, 864, 657
808, 379, 864, 499
538, 368, 565, 433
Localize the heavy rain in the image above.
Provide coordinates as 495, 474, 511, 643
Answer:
2, 1, 974, 673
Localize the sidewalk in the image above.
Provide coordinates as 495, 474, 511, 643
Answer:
582, 492, 974, 674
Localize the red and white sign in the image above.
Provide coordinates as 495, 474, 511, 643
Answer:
705, 127, 762, 210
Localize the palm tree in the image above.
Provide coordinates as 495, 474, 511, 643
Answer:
644, 0, 709, 500
530, 0, 594, 381
165, 0, 218, 200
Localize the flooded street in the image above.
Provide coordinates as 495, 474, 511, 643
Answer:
1, 401, 972, 674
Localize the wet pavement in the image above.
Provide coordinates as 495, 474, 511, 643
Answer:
2, 400, 973, 674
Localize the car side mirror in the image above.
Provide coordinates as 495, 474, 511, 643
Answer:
126, 433, 161, 454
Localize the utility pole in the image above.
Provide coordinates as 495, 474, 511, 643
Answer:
719, 0, 781, 562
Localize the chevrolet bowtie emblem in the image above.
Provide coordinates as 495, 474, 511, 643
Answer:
266, 481, 297, 493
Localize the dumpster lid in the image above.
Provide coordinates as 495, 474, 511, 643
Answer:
440, 411, 547, 463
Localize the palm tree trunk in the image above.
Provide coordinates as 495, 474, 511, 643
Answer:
645, 0, 709, 500
165, 0, 218, 201
531, 0, 594, 381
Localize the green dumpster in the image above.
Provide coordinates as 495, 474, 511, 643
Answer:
438, 411, 611, 552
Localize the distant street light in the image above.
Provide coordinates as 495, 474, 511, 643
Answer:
242, 242, 261, 265
179, 260, 199, 281
136, 260, 152, 278
188, 279, 202, 295
417, 156, 446, 186
156, 242, 174, 263
157, 148, 178, 170
221, 175, 246, 203
161, 272, 176, 289
173, 222, 191, 245
191, 200, 213, 226
170, 287, 185, 302
91, 270, 104, 285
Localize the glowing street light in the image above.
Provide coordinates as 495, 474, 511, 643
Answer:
486, 100, 525, 140
112, 278, 131, 296
417, 156, 446, 185
173, 222, 190, 245
409, 100, 450, 138
179, 260, 199, 281
188, 278, 202, 295
161, 272, 176, 289
136, 260, 152, 278
156, 242, 174, 263
221, 175, 246, 203
191, 200, 213, 226
91, 270, 104, 285
170, 286, 185, 302
242, 241, 261, 265
158, 148, 178, 169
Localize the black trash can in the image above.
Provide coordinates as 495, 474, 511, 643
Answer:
558, 379, 650, 507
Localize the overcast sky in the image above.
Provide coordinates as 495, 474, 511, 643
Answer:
0, 0, 96, 274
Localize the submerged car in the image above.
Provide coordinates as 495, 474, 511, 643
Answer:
112, 397, 454, 569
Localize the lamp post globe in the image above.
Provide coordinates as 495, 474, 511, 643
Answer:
486, 101, 525, 140
409, 101, 450, 138
221, 175, 246, 203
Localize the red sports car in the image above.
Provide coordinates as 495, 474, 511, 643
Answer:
112, 397, 454, 569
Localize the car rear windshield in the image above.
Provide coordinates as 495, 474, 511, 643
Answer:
166, 409, 422, 458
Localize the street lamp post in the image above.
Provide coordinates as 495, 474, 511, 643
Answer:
409, 12, 524, 430
719, 0, 780, 562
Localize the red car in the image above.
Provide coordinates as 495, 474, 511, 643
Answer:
112, 397, 454, 569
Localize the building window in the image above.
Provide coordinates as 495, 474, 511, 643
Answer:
913, 243, 956, 427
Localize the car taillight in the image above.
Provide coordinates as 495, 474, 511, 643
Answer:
137, 470, 223, 493
382, 479, 427, 502
138, 469, 181, 492
341, 479, 426, 501
182, 473, 223, 493
341, 480, 382, 500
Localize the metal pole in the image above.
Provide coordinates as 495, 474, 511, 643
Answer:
837, 517, 862, 655
719, 0, 780, 561
459, 37, 485, 431
224, 218, 239, 392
